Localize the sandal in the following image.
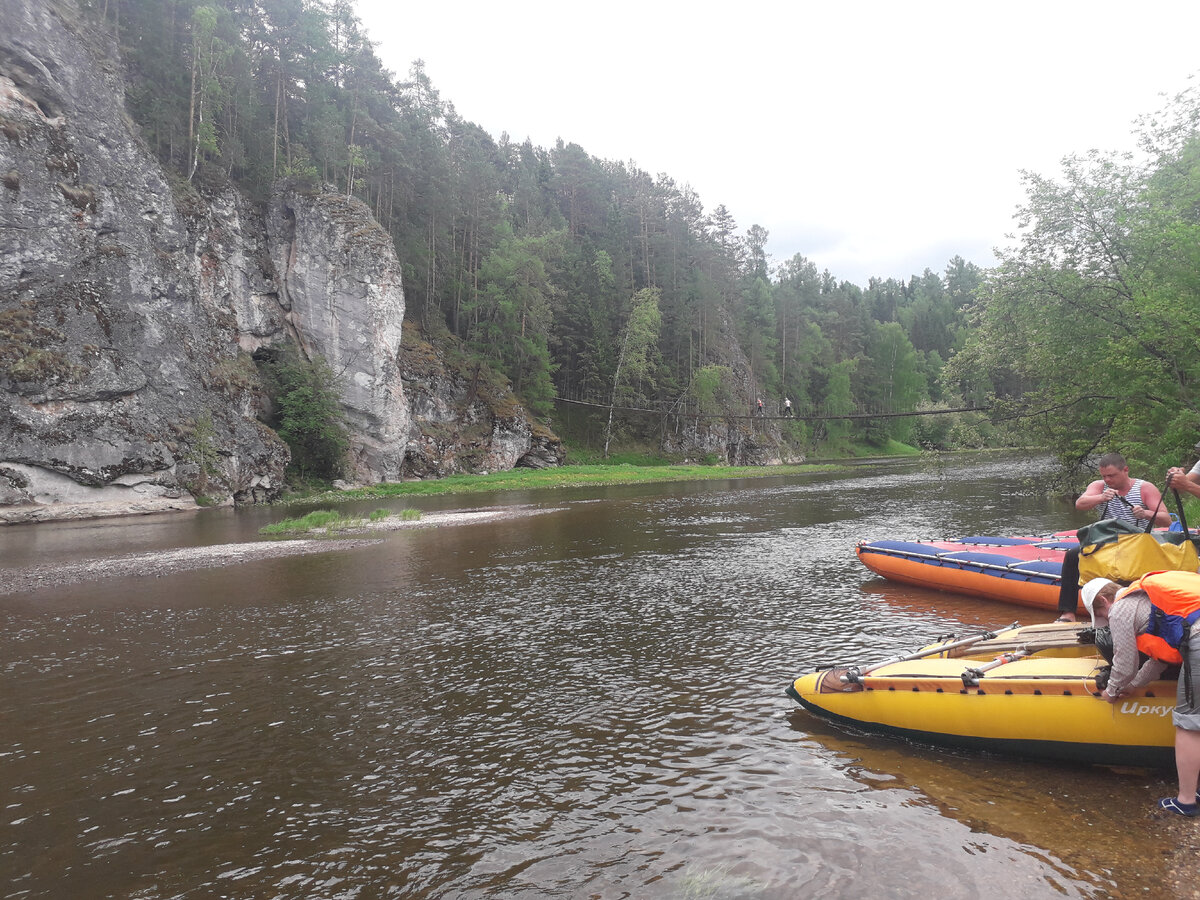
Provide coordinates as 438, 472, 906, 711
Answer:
1054, 616, 1076, 623
1158, 797, 1198, 817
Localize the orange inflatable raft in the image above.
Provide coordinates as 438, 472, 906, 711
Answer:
855, 533, 1079, 612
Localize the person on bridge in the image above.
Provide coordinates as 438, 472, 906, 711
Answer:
1054, 452, 1170, 623
784, 397, 792, 417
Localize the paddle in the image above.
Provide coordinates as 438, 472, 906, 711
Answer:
961, 648, 1030, 687
1166, 468, 1196, 546
1175, 488, 1192, 532
1108, 491, 1155, 532
840, 622, 1019, 685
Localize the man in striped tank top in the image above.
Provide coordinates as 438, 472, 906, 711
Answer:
1054, 452, 1170, 622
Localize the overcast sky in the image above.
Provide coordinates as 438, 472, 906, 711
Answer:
353, 0, 1198, 287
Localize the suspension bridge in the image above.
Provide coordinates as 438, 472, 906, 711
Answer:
553, 395, 992, 422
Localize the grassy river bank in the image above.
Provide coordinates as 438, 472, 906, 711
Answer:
293, 461, 851, 505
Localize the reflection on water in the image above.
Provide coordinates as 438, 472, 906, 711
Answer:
0, 454, 1177, 898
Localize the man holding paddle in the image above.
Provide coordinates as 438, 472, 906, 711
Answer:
1054, 453, 1170, 623
1166, 448, 1200, 498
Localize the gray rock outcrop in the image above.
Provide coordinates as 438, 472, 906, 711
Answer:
0, 0, 561, 524
399, 335, 564, 477
265, 187, 408, 483
1, 0, 287, 521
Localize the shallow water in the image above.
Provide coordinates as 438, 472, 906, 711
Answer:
0, 454, 1185, 898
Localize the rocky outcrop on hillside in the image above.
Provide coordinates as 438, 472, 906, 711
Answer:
0, 0, 560, 525
0, 0, 287, 522
659, 309, 790, 466
264, 186, 409, 482
399, 325, 563, 476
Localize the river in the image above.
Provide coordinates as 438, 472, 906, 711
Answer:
0, 453, 1186, 899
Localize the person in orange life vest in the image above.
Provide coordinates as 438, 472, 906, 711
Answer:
1084, 575, 1200, 817
1054, 453, 1171, 623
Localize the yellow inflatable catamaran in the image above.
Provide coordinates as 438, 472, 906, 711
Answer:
787, 622, 1176, 767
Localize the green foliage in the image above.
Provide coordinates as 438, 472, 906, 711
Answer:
258, 348, 348, 481
468, 223, 563, 414
258, 506, 420, 534
261, 509, 343, 534
740, 275, 777, 386
781, 418, 810, 448
689, 365, 736, 416
345, 143, 367, 196
108, 0, 993, 454
820, 359, 857, 452
603, 287, 663, 455
613, 287, 662, 404
304, 462, 847, 501
947, 85, 1200, 474
186, 6, 231, 179
184, 409, 220, 494
862, 321, 927, 445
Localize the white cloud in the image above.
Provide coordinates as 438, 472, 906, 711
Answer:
355, 0, 1198, 286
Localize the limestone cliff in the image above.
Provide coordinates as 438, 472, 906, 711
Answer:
264, 185, 409, 483
0, 0, 561, 524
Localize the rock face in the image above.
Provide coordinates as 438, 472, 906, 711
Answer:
398, 327, 565, 477
265, 187, 409, 483
659, 309, 789, 466
0, 0, 560, 524
0, 0, 287, 521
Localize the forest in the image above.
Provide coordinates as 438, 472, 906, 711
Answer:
84, 0, 1200, 473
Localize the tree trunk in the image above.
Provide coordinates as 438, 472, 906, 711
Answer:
604, 326, 631, 458
273, 67, 282, 179
187, 39, 198, 177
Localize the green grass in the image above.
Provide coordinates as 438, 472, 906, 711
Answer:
260, 507, 420, 535
562, 448, 675, 466
299, 462, 847, 503
856, 438, 922, 458
804, 437, 923, 461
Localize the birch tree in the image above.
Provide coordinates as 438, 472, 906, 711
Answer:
604, 287, 662, 456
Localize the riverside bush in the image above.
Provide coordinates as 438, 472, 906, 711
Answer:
258, 348, 349, 481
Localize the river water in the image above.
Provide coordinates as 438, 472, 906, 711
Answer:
0, 454, 1186, 899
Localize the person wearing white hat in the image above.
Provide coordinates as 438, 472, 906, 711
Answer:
1091, 576, 1200, 817
1081, 577, 1117, 626
1089, 578, 1167, 698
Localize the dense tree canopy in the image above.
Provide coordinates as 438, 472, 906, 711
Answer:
946, 85, 1200, 474
93, 0, 997, 455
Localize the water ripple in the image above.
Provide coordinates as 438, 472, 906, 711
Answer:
0, 455, 1140, 898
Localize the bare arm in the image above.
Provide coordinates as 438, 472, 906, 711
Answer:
1167, 466, 1200, 500
1103, 596, 1152, 698
1133, 482, 1172, 527
1076, 479, 1112, 512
